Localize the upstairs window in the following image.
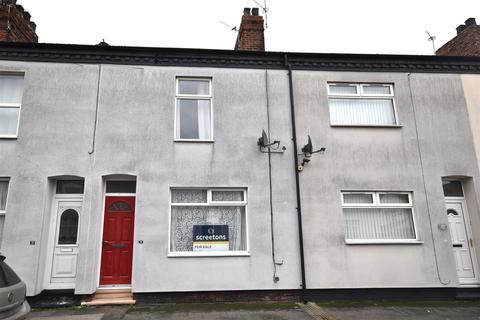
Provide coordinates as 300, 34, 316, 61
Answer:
328, 83, 397, 126
342, 191, 417, 243
175, 78, 212, 141
0, 74, 24, 137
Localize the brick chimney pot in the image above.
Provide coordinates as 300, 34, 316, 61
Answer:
234, 7, 265, 51
0, 1, 38, 42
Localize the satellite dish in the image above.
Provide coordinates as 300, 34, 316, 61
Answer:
301, 135, 313, 154
300, 135, 326, 157
257, 129, 269, 148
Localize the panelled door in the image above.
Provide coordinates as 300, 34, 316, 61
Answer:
100, 196, 135, 285
446, 200, 479, 284
48, 199, 82, 288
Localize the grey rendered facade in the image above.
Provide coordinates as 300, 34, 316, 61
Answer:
296, 71, 480, 289
1, 44, 480, 298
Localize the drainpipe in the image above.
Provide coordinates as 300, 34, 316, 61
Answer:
284, 54, 307, 303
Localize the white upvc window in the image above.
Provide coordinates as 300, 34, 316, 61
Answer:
328, 83, 397, 126
0, 178, 9, 247
0, 74, 24, 138
175, 78, 213, 141
341, 191, 419, 244
169, 188, 248, 257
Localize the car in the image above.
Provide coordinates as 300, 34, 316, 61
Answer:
0, 255, 30, 320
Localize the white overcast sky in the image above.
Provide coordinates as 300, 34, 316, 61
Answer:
19, 0, 480, 55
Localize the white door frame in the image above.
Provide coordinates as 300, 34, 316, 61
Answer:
445, 197, 480, 286
44, 194, 83, 290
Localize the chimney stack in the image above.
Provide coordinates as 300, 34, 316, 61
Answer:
234, 7, 265, 51
465, 17, 477, 27
456, 18, 477, 35
0, 0, 38, 42
436, 17, 480, 56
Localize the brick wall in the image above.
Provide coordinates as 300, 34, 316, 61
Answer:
0, 0, 38, 43
234, 8, 265, 51
436, 18, 480, 57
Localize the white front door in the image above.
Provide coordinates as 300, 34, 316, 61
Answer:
45, 198, 82, 289
446, 200, 479, 285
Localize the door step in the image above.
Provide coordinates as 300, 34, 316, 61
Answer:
81, 289, 136, 306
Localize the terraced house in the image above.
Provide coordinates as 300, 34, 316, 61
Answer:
1, 1, 480, 303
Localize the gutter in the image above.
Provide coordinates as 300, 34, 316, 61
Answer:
284, 53, 307, 303
1, 42, 480, 73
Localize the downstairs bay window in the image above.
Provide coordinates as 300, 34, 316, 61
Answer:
169, 188, 248, 256
341, 191, 419, 243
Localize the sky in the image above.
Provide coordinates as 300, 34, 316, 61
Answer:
19, 0, 480, 55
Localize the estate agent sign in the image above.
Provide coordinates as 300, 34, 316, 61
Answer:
193, 225, 229, 251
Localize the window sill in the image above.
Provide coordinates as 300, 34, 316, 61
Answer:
0, 135, 18, 139
174, 139, 215, 143
168, 251, 250, 257
330, 124, 403, 128
345, 240, 424, 245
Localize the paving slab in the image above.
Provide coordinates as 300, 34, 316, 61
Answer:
27, 301, 480, 320
124, 304, 310, 320
320, 301, 480, 320
29, 315, 104, 320
124, 309, 310, 320
27, 303, 309, 320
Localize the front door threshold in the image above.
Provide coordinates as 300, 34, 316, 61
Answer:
81, 288, 135, 306
459, 283, 480, 288
97, 285, 132, 291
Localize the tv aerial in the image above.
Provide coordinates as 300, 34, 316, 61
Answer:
257, 129, 285, 153
426, 30, 436, 54
252, 0, 269, 28
220, 20, 238, 32
298, 135, 326, 171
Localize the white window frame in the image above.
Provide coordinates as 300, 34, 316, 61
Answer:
168, 187, 249, 257
341, 191, 421, 244
0, 73, 24, 139
174, 77, 214, 142
327, 83, 399, 127
327, 83, 361, 97
0, 178, 8, 214
0, 178, 10, 248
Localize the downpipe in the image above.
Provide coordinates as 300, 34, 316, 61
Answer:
284, 54, 308, 303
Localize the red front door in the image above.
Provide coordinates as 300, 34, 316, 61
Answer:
100, 196, 135, 285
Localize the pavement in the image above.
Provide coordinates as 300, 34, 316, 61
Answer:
27, 300, 480, 320
319, 301, 480, 320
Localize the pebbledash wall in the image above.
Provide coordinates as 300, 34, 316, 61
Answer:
1, 43, 480, 297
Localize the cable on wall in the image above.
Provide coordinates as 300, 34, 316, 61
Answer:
88, 64, 102, 155
265, 69, 283, 283
407, 72, 450, 285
